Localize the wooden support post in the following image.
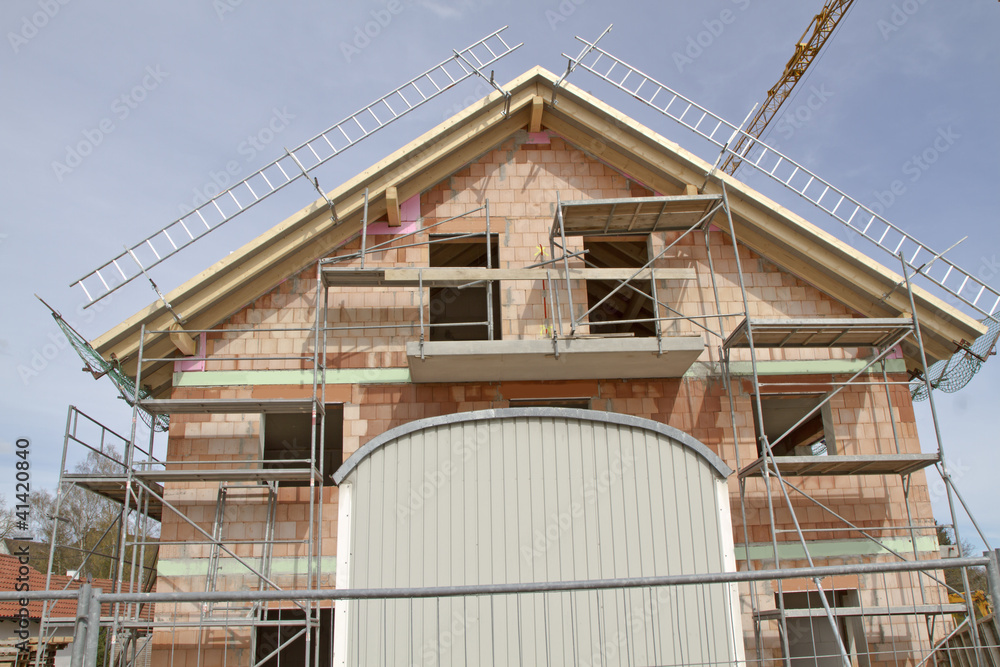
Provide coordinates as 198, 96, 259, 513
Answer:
529, 96, 544, 133
386, 186, 401, 227
684, 184, 699, 196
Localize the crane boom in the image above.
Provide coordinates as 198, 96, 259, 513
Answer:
721, 0, 855, 175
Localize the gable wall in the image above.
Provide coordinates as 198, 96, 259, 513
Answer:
150, 132, 941, 664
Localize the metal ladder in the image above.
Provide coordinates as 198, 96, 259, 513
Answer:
203, 482, 278, 621
567, 37, 1000, 319
71, 27, 521, 306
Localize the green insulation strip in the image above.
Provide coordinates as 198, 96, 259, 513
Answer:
736, 535, 940, 561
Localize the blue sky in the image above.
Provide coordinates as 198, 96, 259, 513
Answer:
1, 1, 997, 553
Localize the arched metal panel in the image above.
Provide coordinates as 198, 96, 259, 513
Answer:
334, 408, 740, 667
333, 407, 732, 484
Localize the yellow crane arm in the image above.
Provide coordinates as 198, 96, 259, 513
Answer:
721, 0, 855, 175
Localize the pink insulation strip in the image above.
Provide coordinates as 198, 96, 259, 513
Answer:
364, 193, 420, 235
174, 332, 207, 372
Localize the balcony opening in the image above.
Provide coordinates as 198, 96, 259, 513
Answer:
583, 239, 656, 338
428, 235, 501, 342
752, 394, 834, 458
262, 405, 344, 486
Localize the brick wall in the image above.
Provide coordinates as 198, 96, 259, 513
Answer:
151, 130, 943, 664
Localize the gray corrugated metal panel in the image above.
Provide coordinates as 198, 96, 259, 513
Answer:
342, 411, 736, 665
333, 407, 732, 484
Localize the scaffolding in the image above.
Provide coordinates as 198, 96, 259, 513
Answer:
37, 183, 1000, 666
313, 184, 1000, 663
543, 183, 999, 666
37, 262, 331, 666
34, 41, 1000, 667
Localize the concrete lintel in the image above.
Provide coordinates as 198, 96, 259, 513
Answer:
173, 358, 904, 388
407, 337, 705, 383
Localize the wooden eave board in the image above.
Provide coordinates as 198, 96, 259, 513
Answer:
88, 66, 986, 397
321, 266, 695, 287
556, 194, 723, 235
738, 453, 940, 479
724, 318, 914, 350
138, 398, 317, 415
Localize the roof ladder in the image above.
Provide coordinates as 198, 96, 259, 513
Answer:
567, 36, 1000, 320
70, 27, 521, 307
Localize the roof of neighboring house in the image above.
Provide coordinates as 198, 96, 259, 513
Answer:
0, 554, 152, 621
89, 66, 986, 397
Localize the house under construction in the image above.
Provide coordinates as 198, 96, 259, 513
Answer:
33, 29, 1000, 667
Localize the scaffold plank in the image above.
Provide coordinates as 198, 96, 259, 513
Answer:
554, 194, 723, 235
738, 453, 940, 479
724, 317, 913, 350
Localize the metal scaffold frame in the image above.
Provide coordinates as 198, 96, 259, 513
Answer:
711, 176, 995, 667
37, 261, 332, 667
35, 31, 1000, 664
41, 183, 1000, 666
544, 178, 998, 666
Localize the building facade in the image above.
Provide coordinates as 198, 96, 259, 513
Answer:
73, 68, 991, 667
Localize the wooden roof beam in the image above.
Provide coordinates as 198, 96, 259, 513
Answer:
529, 96, 544, 133
385, 186, 401, 227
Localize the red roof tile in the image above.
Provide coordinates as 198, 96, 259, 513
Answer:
0, 554, 153, 621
